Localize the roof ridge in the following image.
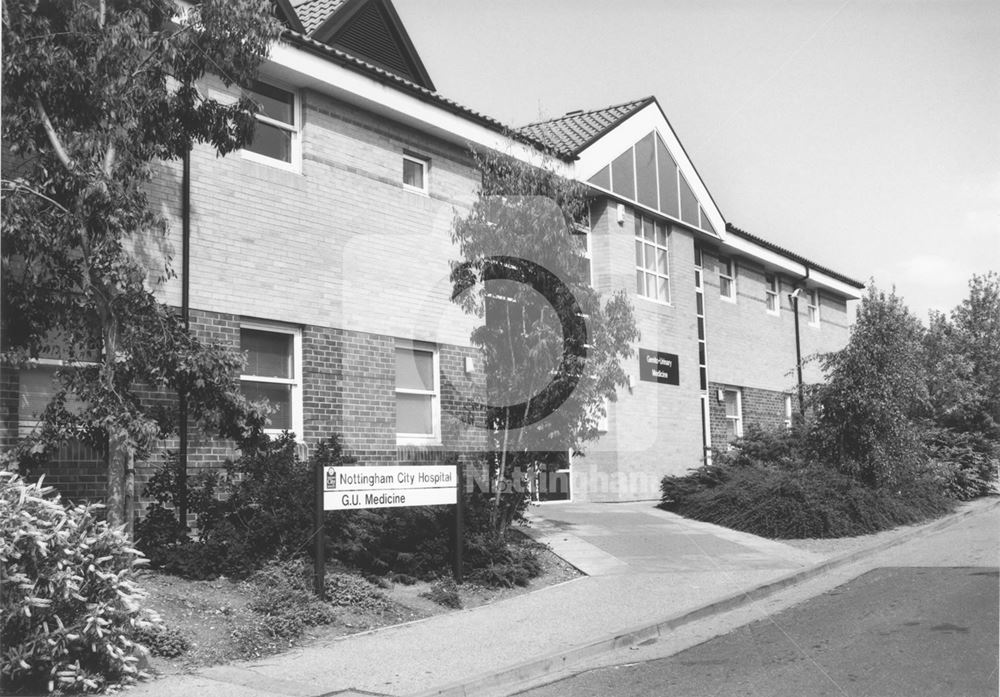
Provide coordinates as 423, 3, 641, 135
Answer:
520, 96, 655, 129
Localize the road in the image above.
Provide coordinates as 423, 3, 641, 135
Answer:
516, 505, 999, 697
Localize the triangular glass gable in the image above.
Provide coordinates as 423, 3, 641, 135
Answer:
587, 131, 715, 234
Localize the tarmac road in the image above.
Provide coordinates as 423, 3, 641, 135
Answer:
516, 506, 999, 697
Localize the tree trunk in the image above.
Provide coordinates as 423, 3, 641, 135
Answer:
106, 429, 126, 527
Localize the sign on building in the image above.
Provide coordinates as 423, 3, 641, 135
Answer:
323, 465, 457, 510
639, 348, 680, 385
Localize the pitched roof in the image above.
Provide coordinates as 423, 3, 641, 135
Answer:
291, 0, 347, 34
725, 223, 865, 289
517, 98, 655, 158
280, 30, 569, 159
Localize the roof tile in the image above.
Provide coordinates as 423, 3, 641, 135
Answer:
292, 0, 347, 35
517, 98, 655, 157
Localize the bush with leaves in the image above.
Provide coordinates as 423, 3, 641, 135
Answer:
660, 461, 953, 539
230, 560, 338, 658
137, 434, 355, 579
1, 471, 155, 693
812, 285, 929, 487
924, 427, 1000, 501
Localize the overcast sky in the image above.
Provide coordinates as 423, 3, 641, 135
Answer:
394, 0, 999, 322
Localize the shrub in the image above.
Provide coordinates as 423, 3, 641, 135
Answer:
464, 531, 544, 587
421, 578, 462, 609
812, 285, 930, 487
136, 441, 542, 587
1, 472, 153, 693
924, 427, 1000, 500
131, 624, 189, 658
137, 434, 355, 580
659, 462, 954, 539
324, 573, 390, 611
230, 560, 338, 658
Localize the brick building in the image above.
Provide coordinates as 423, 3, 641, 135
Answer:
4, 0, 864, 503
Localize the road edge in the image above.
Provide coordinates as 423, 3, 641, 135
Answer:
410, 496, 1000, 697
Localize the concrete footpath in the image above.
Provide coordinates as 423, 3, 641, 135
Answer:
125, 497, 1000, 697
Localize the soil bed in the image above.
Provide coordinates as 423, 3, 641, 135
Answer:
138, 537, 580, 676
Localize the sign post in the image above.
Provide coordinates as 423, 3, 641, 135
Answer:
452, 461, 463, 584
314, 458, 326, 599
314, 464, 460, 597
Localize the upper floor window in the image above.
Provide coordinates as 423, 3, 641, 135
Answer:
807, 289, 820, 325
244, 81, 299, 168
765, 273, 780, 315
719, 256, 735, 301
403, 153, 429, 194
634, 215, 670, 303
572, 223, 592, 286
240, 323, 303, 437
396, 341, 440, 444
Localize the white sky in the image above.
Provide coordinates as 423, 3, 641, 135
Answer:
394, 0, 1000, 322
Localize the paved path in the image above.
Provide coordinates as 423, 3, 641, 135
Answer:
125, 498, 998, 697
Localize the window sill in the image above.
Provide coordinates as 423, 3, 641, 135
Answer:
397, 436, 442, 447
720, 295, 737, 304
402, 184, 429, 196
635, 294, 673, 308
240, 149, 301, 174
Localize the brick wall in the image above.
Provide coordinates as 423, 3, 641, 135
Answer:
708, 381, 789, 451
701, 248, 850, 389
576, 201, 704, 501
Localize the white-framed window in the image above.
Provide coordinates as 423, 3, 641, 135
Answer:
722, 387, 743, 441
765, 273, 780, 315
402, 153, 429, 194
719, 256, 735, 301
18, 360, 89, 438
807, 289, 820, 326
395, 340, 440, 444
243, 80, 300, 170
634, 214, 670, 303
571, 221, 593, 286
240, 322, 303, 438
784, 394, 793, 429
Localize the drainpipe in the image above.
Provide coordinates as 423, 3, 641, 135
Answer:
178, 148, 191, 526
788, 267, 810, 420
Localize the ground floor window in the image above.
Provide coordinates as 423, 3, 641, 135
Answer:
722, 387, 743, 441
240, 322, 302, 438
395, 340, 440, 444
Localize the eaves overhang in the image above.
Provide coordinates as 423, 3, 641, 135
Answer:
273, 31, 574, 170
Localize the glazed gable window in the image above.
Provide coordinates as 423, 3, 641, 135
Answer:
244, 81, 299, 167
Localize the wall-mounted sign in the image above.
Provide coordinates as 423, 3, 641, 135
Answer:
323, 465, 457, 510
639, 349, 680, 385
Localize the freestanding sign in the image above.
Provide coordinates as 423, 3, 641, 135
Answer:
323, 465, 457, 510
313, 463, 463, 598
638, 348, 680, 385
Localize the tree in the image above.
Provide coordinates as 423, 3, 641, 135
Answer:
942, 272, 1000, 436
812, 284, 928, 487
2, 0, 281, 531
450, 151, 638, 534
